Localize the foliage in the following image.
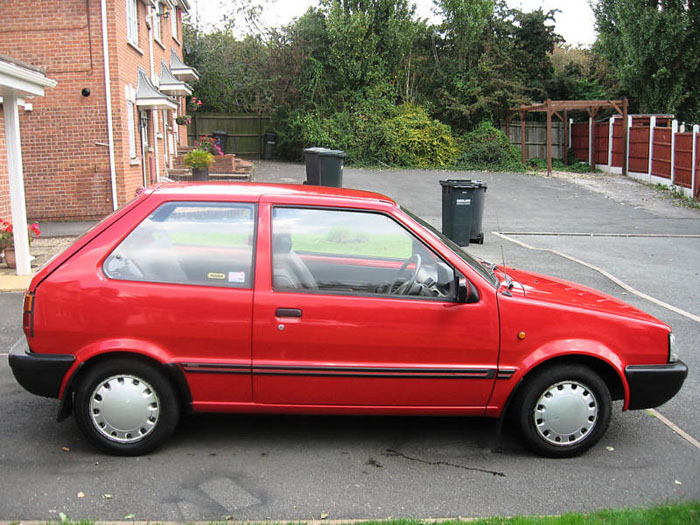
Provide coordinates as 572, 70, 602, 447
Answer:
175, 115, 192, 125
593, 0, 700, 122
183, 149, 215, 169
194, 136, 224, 156
456, 122, 524, 172
0, 218, 41, 249
275, 103, 458, 168
527, 157, 594, 174
381, 105, 458, 167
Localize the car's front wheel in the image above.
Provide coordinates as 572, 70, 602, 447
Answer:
74, 358, 180, 455
514, 364, 612, 458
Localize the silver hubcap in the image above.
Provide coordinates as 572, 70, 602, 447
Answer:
89, 375, 160, 444
533, 380, 598, 446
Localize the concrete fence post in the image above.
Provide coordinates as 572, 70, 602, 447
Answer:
648, 116, 656, 179
589, 117, 593, 167
626, 115, 632, 175
608, 117, 614, 168
692, 124, 699, 198
671, 119, 678, 185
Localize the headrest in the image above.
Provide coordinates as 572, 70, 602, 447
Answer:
273, 233, 293, 253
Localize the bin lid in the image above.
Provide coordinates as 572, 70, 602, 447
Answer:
439, 179, 487, 189
212, 130, 227, 134
304, 147, 328, 154
317, 149, 346, 158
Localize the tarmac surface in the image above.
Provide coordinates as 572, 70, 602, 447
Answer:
0, 163, 698, 521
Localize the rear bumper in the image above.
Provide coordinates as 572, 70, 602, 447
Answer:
8, 339, 74, 398
625, 361, 688, 410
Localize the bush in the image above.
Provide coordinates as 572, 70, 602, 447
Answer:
183, 149, 215, 169
456, 121, 525, 172
381, 105, 459, 168
274, 103, 458, 168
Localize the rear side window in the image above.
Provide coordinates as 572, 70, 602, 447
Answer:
104, 202, 256, 288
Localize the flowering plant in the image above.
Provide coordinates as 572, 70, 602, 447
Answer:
187, 96, 203, 113
175, 114, 192, 125
0, 218, 41, 250
194, 135, 223, 156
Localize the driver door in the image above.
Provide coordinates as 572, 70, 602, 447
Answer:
252, 204, 500, 410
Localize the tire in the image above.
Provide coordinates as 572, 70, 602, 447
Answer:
514, 364, 612, 458
74, 358, 180, 456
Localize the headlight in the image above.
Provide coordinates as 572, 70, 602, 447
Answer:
669, 333, 680, 362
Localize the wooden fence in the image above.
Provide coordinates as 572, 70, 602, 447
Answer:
187, 113, 272, 158
501, 121, 566, 160
570, 115, 699, 201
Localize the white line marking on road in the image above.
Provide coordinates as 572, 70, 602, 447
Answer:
500, 231, 700, 239
648, 409, 700, 450
494, 232, 700, 324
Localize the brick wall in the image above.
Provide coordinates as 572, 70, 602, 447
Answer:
0, 0, 189, 220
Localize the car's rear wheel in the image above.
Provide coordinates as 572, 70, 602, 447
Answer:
74, 358, 179, 455
514, 364, 611, 458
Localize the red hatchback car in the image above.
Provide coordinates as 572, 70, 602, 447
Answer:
10, 183, 687, 457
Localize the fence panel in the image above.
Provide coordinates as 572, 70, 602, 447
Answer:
611, 119, 625, 168
503, 122, 565, 160
628, 126, 650, 173
571, 122, 589, 162
674, 133, 693, 188
594, 122, 608, 165
652, 128, 672, 179
188, 113, 272, 158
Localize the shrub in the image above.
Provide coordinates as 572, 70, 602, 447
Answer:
274, 103, 459, 168
381, 105, 459, 168
183, 149, 215, 169
456, 121, 525, 172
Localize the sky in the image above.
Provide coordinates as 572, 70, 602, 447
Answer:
189, 0, 597, 48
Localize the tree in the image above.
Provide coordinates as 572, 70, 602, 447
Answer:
593, 0, 700, 122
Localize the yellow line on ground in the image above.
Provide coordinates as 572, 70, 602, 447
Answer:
493, 232, 700, 324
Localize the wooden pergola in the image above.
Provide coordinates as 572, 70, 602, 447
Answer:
506, 99, 629, 176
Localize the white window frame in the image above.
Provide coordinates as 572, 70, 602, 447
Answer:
126, 0, 139, 46
153, 1, 163, 45
171, 5, 178, 41
125, 85, 137, 159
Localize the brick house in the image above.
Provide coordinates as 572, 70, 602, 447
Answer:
0, 0, 197, 220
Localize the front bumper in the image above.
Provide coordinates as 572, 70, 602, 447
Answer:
8, 339, 74, 398
625, 361, 688, 410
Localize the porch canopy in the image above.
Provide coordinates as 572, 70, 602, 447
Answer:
135, 68, 177, 110
170, 49, 199, 83
0, 54, 56, 275
159, 61, 192, 96
507, 99, 629, 176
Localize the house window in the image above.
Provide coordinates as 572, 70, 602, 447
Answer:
153, 2, 163, 43
171, 6, 178, 41
126, 0, 138, 46
127, 100, 137, 159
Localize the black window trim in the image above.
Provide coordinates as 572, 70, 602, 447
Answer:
270, 204, 461, 303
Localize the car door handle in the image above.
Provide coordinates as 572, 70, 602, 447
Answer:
275, 308, 302, 318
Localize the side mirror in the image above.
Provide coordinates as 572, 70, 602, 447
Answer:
456, 276, 479, 303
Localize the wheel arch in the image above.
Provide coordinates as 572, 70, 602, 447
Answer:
501, 354, 625, 424
57, 351, 192, 422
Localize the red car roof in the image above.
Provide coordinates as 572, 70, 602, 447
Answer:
149, 182, 397, 206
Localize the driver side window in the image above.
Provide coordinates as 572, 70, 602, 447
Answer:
271, 207, 455, 299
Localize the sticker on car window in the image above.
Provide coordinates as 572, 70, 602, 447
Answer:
228, 271, 246, 283
207, 272, 226, 280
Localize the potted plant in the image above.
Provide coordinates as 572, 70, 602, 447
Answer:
175, 114, 192, 126
0, 218, 41, 269
183, 149, 215, 181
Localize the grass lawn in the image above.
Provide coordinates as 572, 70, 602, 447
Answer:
53, 501, 698, 524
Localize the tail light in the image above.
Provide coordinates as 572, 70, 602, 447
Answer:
23, 291, 35, 337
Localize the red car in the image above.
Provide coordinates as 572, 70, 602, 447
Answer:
9, 183, 687, 457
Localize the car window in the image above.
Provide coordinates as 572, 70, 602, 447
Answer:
104, 202, 256, 288
272, 207, 456, 299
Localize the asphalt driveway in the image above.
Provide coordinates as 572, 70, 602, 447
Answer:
0, 164, 698, 521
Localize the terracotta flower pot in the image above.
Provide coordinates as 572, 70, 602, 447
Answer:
4, 248, 16, 269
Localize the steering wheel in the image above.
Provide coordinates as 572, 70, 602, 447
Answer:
388, 254, 422, 295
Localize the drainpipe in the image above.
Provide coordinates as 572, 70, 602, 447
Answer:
100, 0, 118, 210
